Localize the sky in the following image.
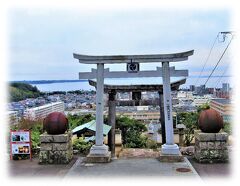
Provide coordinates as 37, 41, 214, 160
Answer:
8, 7, 233, 88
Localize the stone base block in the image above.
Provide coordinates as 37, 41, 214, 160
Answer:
158, 152, 184, 162
40, 132, 72, 143
85, 151, 111, 163
194, 130, 229, 163
39, 131, 73, 164
161, 144, 180, 155
90, 144, 109, 155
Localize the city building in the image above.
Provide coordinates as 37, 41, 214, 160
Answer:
7, 111, 20, 125
213, 83, 231, 99
195, 85, 206, 95
192, 95, 211, 107
210, 98, 232, 122
177, 91, 193, 99
190, 85, 195, 92
222, 83, 230, 92
214, 90, 231, 99
116, 110, 160, 123
64, 109, 96, 116
24, 101, 65, 120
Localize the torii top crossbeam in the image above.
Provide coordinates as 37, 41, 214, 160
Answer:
73, 50, 194, 64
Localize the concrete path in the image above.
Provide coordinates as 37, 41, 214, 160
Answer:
188, 156, 231, 178
8, 156, 78, 177
64, 157, 201, 178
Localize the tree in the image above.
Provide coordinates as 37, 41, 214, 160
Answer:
67, 114, 94, 130
115, 116, 147, 148
197, 103, 210, 113
182, 112, 199, 146
9, 82, 42, 101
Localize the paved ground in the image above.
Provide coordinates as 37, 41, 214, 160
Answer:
8, 156, 78, 177
187, 156, 231, 178
64, 157, 201, 178
8, 154, 231, 179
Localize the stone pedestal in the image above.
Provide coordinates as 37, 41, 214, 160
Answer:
115, 129, 123, 157
159, 144, 184, 162
39, 131, 73, 164
194, 130, 228, 163
85, 144, 111, 163
159, 152, 184, 162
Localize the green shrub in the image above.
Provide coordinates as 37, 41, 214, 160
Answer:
183, 112, 199, 146
72, 137, 92, 155
124, 132, 148, 148
223, 122, 232, 134
146, 139, 158, 149
114, 116, 148, 148
176, 112, 199, 146
31, 127, 41, 150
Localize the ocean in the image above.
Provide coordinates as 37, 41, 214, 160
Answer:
30, 82, 94, 92
30, 76, 231, 92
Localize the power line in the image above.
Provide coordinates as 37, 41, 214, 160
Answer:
202, 36, 233, 88
194, 33, 219, 86
214, 65, 229, 89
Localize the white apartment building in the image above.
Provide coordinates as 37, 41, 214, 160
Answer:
177, 91, 193, 99
192, 95, 213, 107
116, 111, 160, 122
7, 111, 19, 125
24, 101, 65, 120
210, 98, 232, 122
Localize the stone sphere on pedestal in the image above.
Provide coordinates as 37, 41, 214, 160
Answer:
43, 112, 68, 135
198, 109, 223, 133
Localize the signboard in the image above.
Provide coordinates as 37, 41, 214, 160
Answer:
10, 130, 32, 160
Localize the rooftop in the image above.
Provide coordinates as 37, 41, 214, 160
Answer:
72, 120, 111, 136
89, 78, 186, 93
25, 101, 64, 111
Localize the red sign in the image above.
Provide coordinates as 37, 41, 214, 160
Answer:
10, 130, 32, 160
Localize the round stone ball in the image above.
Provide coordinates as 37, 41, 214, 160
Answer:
43, 112, 68, 135
198, 109, 223, 133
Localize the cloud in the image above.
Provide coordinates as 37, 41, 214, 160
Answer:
8, 8, 231, 83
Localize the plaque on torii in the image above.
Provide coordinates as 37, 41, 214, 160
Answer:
73, 50, 194, 160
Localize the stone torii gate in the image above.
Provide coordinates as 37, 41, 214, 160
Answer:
73, 50, 194, 162
88, 78, 187, 158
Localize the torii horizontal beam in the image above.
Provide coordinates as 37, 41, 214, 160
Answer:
79, 67, 188, 79
88, 78, 186, 93
73, 50, 194, 64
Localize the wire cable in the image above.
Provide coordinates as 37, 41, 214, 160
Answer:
214, 65, 229, 88
202, 36, 233, 88
194, 33, 219, 86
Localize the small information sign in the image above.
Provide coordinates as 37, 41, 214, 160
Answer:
10, 130, 32, 160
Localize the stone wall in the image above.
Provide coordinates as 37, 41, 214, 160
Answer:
39, 131, 73, 164
194, 130, 228, 163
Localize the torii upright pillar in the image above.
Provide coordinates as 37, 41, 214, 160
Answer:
87, 63, 111, 162
158, 92, 166, 144
108, 90, 116, 158
161, 61, 180, 157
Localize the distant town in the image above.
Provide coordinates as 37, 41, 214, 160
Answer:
7, 82, 232, 129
